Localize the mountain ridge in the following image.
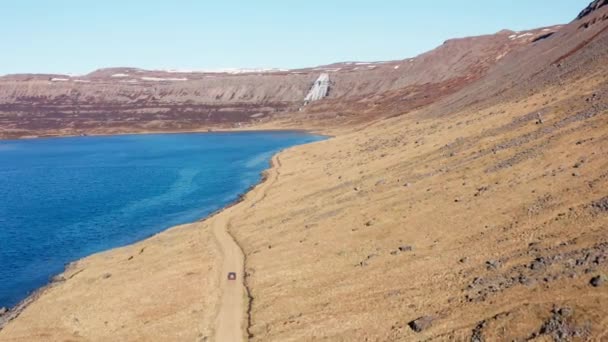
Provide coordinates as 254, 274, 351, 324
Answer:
0, 25, 560, 139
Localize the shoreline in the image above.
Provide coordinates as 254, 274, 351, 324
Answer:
0, 255, 87, 329
0, 136, 327, 335
0, 126, 330, 142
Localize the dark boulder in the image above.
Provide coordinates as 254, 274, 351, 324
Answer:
485, 259, 501, 270
408, 316, 434, 332
399, 245, 413, 252
590, 275, 605, 287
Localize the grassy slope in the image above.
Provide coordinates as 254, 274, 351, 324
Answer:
230, 72, 608, 340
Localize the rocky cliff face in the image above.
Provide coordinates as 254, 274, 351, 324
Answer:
0, 26, 558, 138
576, 0, 608, 20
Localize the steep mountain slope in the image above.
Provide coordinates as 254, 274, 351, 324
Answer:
229, 4, 608, 340
0, 26, 556, 139
428, 0, 608, 118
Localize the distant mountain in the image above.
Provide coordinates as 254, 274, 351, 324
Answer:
0, 25, 559, 139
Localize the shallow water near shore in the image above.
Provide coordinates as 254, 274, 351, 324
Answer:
0, 131, 324, 308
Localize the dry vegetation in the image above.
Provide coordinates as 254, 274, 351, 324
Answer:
233, 75, 608, 340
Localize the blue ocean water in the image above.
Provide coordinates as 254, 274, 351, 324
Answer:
0, 131, 323, 308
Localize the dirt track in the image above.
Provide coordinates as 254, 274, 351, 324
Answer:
211, 208, 245, 342
210, 154, 283, 342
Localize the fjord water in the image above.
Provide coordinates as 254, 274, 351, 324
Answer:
0, 131, 323, 308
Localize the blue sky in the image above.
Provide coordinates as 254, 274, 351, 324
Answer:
0, 0, 587, 75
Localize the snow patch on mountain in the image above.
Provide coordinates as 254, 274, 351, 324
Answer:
141, 77, 188, 82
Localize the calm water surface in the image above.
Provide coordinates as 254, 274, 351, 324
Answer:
0, 131, 323, 307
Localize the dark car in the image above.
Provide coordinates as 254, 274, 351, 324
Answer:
227, 272, 237, 280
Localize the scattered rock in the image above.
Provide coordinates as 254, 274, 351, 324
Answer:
591, 197, 608, 212
532, 307, 589, 341
408, 316, 434, 332
474, 186, 489, 197
102, 273, 112, 279
530, 257, 548, 270
575, 138, 594, 145
465, 242, 608, 303
403, 182, 411, 188
471, 320, 486, 342
356, 253, 379, 267
518, 275, 535, 286
486, 260, 501, 270
572, 171, 580, 177
468, 277, 485, 290
557, 307, 573, 317
398, 245, 413, 252
459, 257, 469, 263
535, 113, 544, 124
590, 275, 605, 287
